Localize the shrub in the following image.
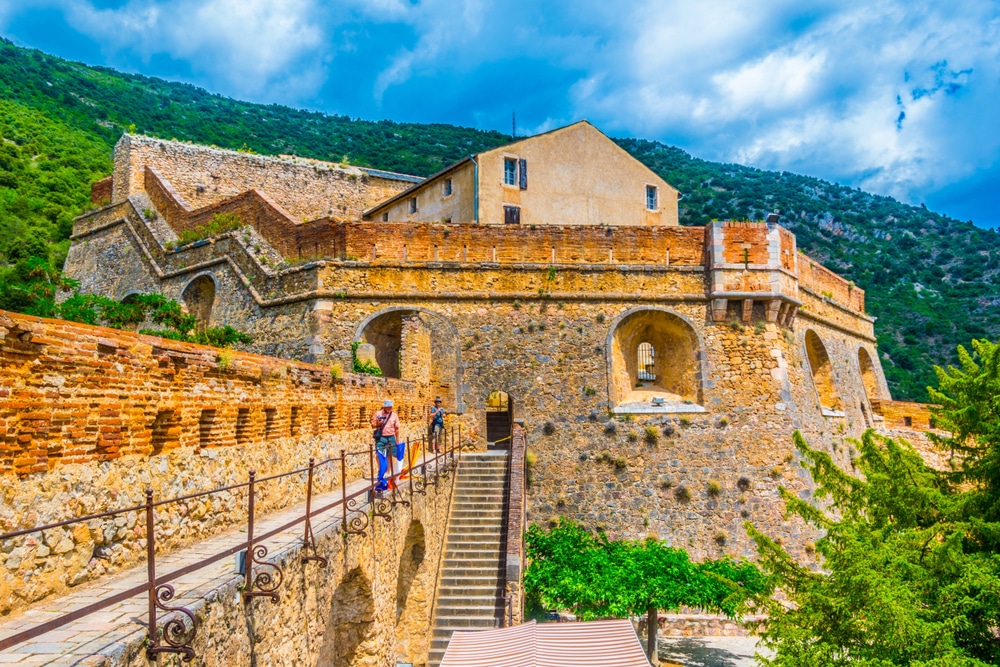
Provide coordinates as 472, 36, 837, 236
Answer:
707, 479, 722, 497
674, 486, 691, 503
679, 416, 692, 427
595, 313, 606, 324
717, 416, 730, 428
583, 385, 597, 396
542, 422, 556, 436
596, 451, 627, 470
737, 476, 751, 492
714, 532, 727, 546
175, 211, 243, 246
603, 421, 617, 435
330, 362, 342, 381
754, 321, 766, 335
142, 207, 156, 221
627, 430, 638, 443
216, 348, 235, 372
643, 425, 659, 445
350, 341, 383, 376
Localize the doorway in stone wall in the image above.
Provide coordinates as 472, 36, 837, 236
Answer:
485, 390, 513, 449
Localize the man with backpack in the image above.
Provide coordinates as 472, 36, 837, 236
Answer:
371, 399, 401, 492
428, 397, 446, 453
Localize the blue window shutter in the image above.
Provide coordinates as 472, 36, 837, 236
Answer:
519, 158, 528, 190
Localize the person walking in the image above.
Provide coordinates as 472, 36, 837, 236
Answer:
371, 399, 401, 492
428, 397, 446, 453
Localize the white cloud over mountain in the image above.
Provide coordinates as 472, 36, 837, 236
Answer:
2, 0, 998, 225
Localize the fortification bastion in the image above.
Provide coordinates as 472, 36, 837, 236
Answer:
55, 130, 939, 568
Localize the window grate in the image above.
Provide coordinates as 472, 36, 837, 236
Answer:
637, 342, 656, 382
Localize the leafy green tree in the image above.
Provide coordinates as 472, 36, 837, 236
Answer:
745, 430, 1000, 666
928, 339, 1000, 532
525, 519, 763, 663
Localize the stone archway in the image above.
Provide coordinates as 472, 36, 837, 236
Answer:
606, 307, 705, 411
804, 330, 842, 411
395, 521, 429, 665
354, 307, 462, 412
181, 274, 216, 332
315, 567, 376, 667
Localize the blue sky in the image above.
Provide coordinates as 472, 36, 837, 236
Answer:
2, 0, 999, 228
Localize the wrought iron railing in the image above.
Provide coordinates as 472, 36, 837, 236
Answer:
0, 425, 464, 661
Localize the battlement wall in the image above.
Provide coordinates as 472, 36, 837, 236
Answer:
798, 253, 865, 313
111, 134, 414, 222
0, 309, 425, 476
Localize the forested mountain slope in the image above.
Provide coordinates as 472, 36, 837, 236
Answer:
1, 38, 997, 400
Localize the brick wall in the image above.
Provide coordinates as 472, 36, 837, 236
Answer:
799, 253, 865, 313
872, 399, 935, 430
0, 309, 425, 475
90, 176, 112, 205
720, 222, 771, 265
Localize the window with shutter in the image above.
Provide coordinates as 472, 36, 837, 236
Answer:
646, 185, 658, 211
518, 158, 527, 189
409, 197, 418, 214
504, 205, 521, 225
504, 158, 517, 185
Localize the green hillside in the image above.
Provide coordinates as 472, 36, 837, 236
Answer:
1, 37, 997, 400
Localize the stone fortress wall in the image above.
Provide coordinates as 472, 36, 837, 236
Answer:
0, 309, 449, 618
59, 137, 939, 567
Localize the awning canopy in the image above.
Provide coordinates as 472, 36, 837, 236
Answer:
439, 619, 652, 667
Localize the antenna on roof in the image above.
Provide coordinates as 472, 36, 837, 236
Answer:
512, 111, 516, 140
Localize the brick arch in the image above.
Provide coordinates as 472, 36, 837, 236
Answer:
604, 306, 708, 408
353, 307, 463, 413
804, 329, 842, 411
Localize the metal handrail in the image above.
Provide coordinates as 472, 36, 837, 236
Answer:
0, 425, 467, 659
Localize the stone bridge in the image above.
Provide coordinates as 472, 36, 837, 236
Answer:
0, 310, 526, 666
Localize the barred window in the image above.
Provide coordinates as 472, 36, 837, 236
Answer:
637, 342, 655, 382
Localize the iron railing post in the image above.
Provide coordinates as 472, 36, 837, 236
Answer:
146, 488, 196, 661
302, 458, 327, 566
242, 470, 281, 602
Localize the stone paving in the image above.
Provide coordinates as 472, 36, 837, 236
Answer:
0, 466, 436, 666
659, 636, 769, 667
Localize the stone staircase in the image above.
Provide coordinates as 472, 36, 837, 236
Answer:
428, 450, 509, 667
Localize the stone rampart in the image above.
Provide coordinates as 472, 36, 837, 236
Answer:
111, 134, 415, 222
0, 309, 437, 617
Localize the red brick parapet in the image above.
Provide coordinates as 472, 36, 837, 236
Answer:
0, 309, 426, 477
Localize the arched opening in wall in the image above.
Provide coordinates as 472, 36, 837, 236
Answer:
395, 521, 430, 666
858, 347, 881, 404
355, 308, 461, 411
181, 275, 215, 332
315, 567, 376, 667
608, 308, 704, 413
485, 390, 513, 448
804, 330, 842, 413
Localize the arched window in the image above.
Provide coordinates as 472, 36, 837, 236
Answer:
637, 342, 655, 382
804, 330, 842, 412
608, 309, 704, 412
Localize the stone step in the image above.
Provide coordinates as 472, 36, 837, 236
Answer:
437, 585, 500, 598
431, 615, 500, 629
439, 573, 499, 585
448, 515, 505, 523
450, 504, 505, 511
446, 550, 501, 561
446, 527, 502, 536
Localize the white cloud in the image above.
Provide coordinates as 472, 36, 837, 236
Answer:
57, 0, 327, 100
565, 0, 1000, 209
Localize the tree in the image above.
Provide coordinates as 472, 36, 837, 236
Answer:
928, 338, 1000, 534
525, 519, 763, 664
745, 430, 1000, 666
